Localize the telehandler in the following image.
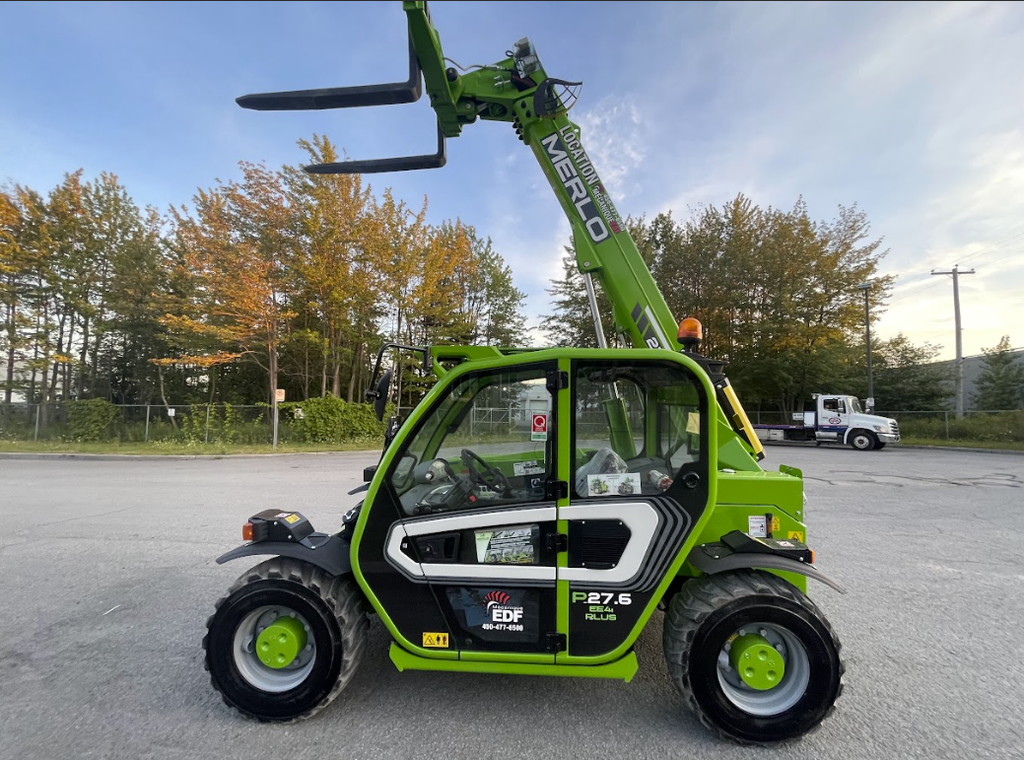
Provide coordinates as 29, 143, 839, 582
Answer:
204, 1, 845, 745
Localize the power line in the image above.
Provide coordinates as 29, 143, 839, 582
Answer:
888, 229, 1023, 295
953, 230, 1024, 266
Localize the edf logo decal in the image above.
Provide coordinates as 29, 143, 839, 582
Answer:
484, 590, 524, 623
491, 607, 523, 623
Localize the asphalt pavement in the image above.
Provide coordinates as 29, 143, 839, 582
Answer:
0, 446, 1021, 759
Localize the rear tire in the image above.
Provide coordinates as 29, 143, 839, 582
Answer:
203, 558, 367, 721
663, 570, 844, 746
849, 430, 876, 451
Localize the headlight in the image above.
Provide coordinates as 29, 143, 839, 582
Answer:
873, 424, 888, 432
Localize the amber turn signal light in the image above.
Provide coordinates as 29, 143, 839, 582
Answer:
242, 522, 254, 542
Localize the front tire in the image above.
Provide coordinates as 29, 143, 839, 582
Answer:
849, 430, 876, 451
203, 558, 367, 721
663, 570, 844, 746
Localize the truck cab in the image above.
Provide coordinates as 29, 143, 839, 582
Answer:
803, 394, 900, 450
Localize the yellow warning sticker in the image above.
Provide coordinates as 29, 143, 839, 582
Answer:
422, 632, 449, 648
283, 514, 301, 524
787, 530, 805, 542
771, 516, 781, 533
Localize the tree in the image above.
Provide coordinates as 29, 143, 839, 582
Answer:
167, 162, 296, 406
972, 336, 1024, 410
540, 246, 615, 348
647, 196, 892, 412
543, 196, 894, 412
842, 334, 950, 411
283, 135, 379, 400
96, 205, 173, 404
0, 189, 32, 404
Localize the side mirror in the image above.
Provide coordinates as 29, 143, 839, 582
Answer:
373, 369, 392, 421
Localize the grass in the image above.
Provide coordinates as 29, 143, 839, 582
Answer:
0, 439, 380, 456
899, 437, 1024, 452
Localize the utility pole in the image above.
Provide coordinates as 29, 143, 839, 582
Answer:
856, 283, 873, 412
931, 265, 975, 419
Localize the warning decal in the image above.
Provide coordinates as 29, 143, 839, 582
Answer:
422, 632, 449, 648
787, 531, 805, 542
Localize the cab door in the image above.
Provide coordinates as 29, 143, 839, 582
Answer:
816, 396, 849, 442
357, 362, 565, 659
560, 356, 712, 660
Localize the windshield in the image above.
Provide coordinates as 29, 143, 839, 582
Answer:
849, 397, 863, 414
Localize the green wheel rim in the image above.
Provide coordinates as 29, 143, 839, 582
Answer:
717, 623, 810, 716
728, 632, 786, 690
256, 615, 308, 669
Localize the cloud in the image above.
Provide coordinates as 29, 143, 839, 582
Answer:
573, 97, 647, 202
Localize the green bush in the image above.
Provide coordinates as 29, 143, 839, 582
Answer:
66, 398, 119, 441
283, 397, 388, 443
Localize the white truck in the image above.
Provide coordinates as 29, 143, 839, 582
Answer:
753, 394, 900, 451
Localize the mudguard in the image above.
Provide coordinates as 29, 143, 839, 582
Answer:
687, 534, 846, 594
216, 532, 352, 577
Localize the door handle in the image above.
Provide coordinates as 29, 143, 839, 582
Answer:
414, 532, 461, 562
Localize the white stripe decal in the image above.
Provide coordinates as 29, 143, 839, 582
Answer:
558, 501, 661, 584
423, 564, 555, 581
384, 506, 558, 582
402, 506, 557, 537
385, 524, 422, 578
645, 306, 671, 349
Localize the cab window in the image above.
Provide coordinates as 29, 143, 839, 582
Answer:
822, 398, 847, 414
390, 367, 553, 515
573, 361, 703, 498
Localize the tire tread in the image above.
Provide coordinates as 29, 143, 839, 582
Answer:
662, 570, 845, 746
203, 558, 369, 722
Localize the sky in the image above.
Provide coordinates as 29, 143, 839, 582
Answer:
2, 0, 1023, 361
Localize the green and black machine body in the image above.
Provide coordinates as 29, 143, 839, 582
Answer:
204, 1, 844, 745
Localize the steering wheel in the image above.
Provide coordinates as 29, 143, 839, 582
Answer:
460, 449, 513, 496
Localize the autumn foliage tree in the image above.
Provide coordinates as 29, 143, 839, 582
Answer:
154, 135, 530, 407
167, 162, 296, 405
544, 194, 906, 413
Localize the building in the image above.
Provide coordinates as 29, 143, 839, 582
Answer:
930, 346, 1024, 410
0, 355, 29, 403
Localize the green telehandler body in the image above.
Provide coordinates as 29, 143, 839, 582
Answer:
204, 2, 844, 745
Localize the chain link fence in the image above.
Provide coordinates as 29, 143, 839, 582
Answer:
2, 402, 1021, 445
0, 402, 282, 444
749, 408, 1024, 442
0, 403, 548, 445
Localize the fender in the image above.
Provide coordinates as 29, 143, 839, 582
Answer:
687, 531, 846, 593
216, 533, 352, 577
215, 509, 352, 577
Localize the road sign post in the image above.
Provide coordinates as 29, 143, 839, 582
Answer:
273, 388, 285, 450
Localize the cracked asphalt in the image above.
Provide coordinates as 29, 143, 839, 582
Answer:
0, 446, 1021, 759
